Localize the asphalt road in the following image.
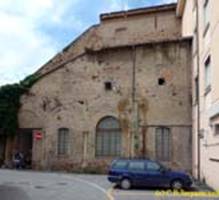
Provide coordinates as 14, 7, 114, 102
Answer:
0, 169, 218, 200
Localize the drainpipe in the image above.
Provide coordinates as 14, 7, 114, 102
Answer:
131, 45, 138, 158
195, 0, 201, 181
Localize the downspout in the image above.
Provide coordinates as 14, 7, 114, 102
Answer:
195, 0, 201, 181
131, 45, 138, 158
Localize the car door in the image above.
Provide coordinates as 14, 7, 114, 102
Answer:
145, 161, 170, 187
127, 160, 147, 186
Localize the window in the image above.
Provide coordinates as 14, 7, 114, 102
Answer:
57, 128, 69, 155
155, 127, 171, 161
112, 160, 128, 170
96, 116, 121, 157
105, 82, 112, 91
158, 78, 166, 86
146, 161, 161, 171
215, 124, 219, 135
115, 27, 127, 33
195, 76, 199, 103
193, 27, 197, 54
128, 161, 145, 171
205, 56, 211, 92
203, 0, 210, 34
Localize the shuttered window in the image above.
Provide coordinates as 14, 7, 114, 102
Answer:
96, 116, 121, 157
155, 127, 171, 161
57, 128, 69, 155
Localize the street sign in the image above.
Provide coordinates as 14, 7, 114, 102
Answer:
34, 131, 42, 140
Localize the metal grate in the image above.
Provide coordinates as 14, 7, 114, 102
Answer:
57, 128, 69, 155
155, 127, 171, 161
96, 117, 121, 157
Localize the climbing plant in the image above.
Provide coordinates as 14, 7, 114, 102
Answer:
0, 74, 39, 135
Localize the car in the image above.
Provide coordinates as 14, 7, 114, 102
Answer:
108, 159, 193, 190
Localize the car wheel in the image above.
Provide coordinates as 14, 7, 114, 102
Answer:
120, 178, 131, 190
171, 179, 184, 190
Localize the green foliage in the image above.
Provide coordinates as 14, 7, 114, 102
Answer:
0, 74, 39, 135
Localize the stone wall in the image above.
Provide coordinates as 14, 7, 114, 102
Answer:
19, 38, 192, 172
36, 4, 181, 79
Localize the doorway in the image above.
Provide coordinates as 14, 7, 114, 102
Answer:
16, 129, 33, 168
0, 135, 6, 166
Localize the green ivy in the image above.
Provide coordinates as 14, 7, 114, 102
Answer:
0, 74, 39, 135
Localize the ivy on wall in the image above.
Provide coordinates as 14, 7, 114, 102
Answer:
0, 74, 39, 135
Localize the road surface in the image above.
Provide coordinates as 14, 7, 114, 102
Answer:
0, 169, 217, 200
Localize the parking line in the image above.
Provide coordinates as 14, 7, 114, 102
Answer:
106, 187, 115, 200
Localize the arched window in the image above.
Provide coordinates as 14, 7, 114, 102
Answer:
155, 127, 171, 161
57, 128, 69, 155
96, 116, 121, 157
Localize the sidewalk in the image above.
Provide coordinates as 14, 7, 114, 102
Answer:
192, 180, 214, 192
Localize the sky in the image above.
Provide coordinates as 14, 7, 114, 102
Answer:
0, 0, 177, 86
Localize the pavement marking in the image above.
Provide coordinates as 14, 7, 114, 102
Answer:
114, 191, 155, 196
106, 187, 115, 200
65, 175, 115, 200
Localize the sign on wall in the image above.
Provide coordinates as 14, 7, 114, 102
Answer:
34, 131, 43, 140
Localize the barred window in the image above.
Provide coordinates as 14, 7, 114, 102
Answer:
96, 116, 121, 157
155, 127, 171, 161
57, 128, 69, 155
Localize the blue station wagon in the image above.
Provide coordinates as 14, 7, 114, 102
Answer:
108, 159, 193, 190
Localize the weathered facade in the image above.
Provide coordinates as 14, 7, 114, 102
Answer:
15, 4, 192, 172
178, 0, 219, 189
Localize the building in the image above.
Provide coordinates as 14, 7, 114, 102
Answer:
177, 0, 219, 190
3, 4, 192, 173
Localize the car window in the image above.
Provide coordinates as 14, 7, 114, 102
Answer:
146, 161, 161, 171
128, 161, 145, 171
112, 160, 128, 170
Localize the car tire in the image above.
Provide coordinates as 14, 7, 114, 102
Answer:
171, 179, 184, 190
120, 178, 131, 190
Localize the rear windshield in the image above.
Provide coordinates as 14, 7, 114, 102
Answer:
112, 160, 128, 170
146, 161, 161, 171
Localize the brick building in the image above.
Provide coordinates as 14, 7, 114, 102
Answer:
5, 4, 192, 172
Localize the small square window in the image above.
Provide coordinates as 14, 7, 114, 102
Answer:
105, 82, 112, 91
158, 78, 166, 86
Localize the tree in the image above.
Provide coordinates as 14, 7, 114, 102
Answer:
0, 74, 39, 135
